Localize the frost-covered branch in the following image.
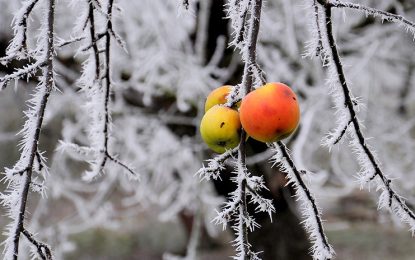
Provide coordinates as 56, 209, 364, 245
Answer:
318, 0, 415, 36
58, 0, 138, 181
22, 228, 52, 260
197, 147, 238, 180
0, 60, 46, 90
210, 1, 268, 259
0, 0, 55, 259
100, 0, 115, 173
316, 0, 415, 233
270, 142, 334, 260
0, 0, 40, 63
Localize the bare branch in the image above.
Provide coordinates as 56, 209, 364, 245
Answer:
0, 60, 46, 90
318, 0, 415, 34
22, 228, 53, 260
1, 0, 56, 259
106, 152, 139, 179
0, 0, 40, 63
197, 147, 238, 180
271, 142, 334, 259
56, 36, 86, 48
318, 1, 415, 233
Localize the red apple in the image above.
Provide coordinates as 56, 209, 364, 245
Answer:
239, 82, 300, 143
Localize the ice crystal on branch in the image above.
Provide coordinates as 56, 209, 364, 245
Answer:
313, 0, 415, 235
0, 0, 55, 259
270, 142, 334, 260
197, 147, 238, 181
57, 0, 139, 181
199, 1, 272, 259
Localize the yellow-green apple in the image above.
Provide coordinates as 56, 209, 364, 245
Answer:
204, 85, 232, 113
200, 105, 241, 153
239, 82, 300, 143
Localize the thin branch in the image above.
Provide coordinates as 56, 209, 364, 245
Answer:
197, 147, 238, 180
332, 119, 351, 145
236, 1, 250, 45
88, 0, 100, 80
106, 152, 139, 179
22, 228, 52, 260
0, 0, 40, 63
234, 0, 263, 258
318, 0, 415, 230
312, 0, 324, 56
95, 0, 115, 176
318, 0, 415, 33
80, 32, 107, 52
11, 167, 30, 176
56, 36, 86, 48
4, 0, 56, 259
271, 142, 334, 259
0, 60, 46, 90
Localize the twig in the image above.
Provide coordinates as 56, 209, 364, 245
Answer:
234, 0, 263, 258
318, 0, 415, 231
2, 0, 56, 259
318, 0, 415, 33
0, 0, 40, 63
273, 142, 333, 258
106, 152, 138, 179
22, 228, 52, 260
0, 61, 46, 90
312, 0, 324, 56
197, 147, 238, 180
88, 0, 100, 80
332, 119, 351, 145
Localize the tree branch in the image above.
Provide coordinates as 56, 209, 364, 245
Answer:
0, 0, 40, 63
234, 0, 263, 258
270, 142, 334, 259
22, 228, 52, 260
0, 0, 56, 259
318, 0, 415, 33
318, 0, 415, 232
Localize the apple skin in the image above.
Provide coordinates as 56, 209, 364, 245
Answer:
200, 105, 241, 153
204, 85, 232, 113
239, 82, 300, 143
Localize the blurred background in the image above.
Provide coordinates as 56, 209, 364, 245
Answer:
1, 0, 415, 259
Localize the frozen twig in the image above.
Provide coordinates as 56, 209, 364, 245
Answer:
0, 60, 46, 90
60, 0, 139, 181
316, 0, 415, 234
213, 1, 267, 259
22, 228, 52, 260
270, 142, 334, 260
0, 0, 55, 259
197, 147, 238, 180
0, 0, 40, 63
318, 0, 415, 36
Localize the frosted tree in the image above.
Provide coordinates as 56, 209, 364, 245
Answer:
0, 0, 415, 259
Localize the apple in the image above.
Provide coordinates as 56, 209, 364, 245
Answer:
204, 85, 240, 113
239, 82, 300, 143
200, 105, 241, 153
